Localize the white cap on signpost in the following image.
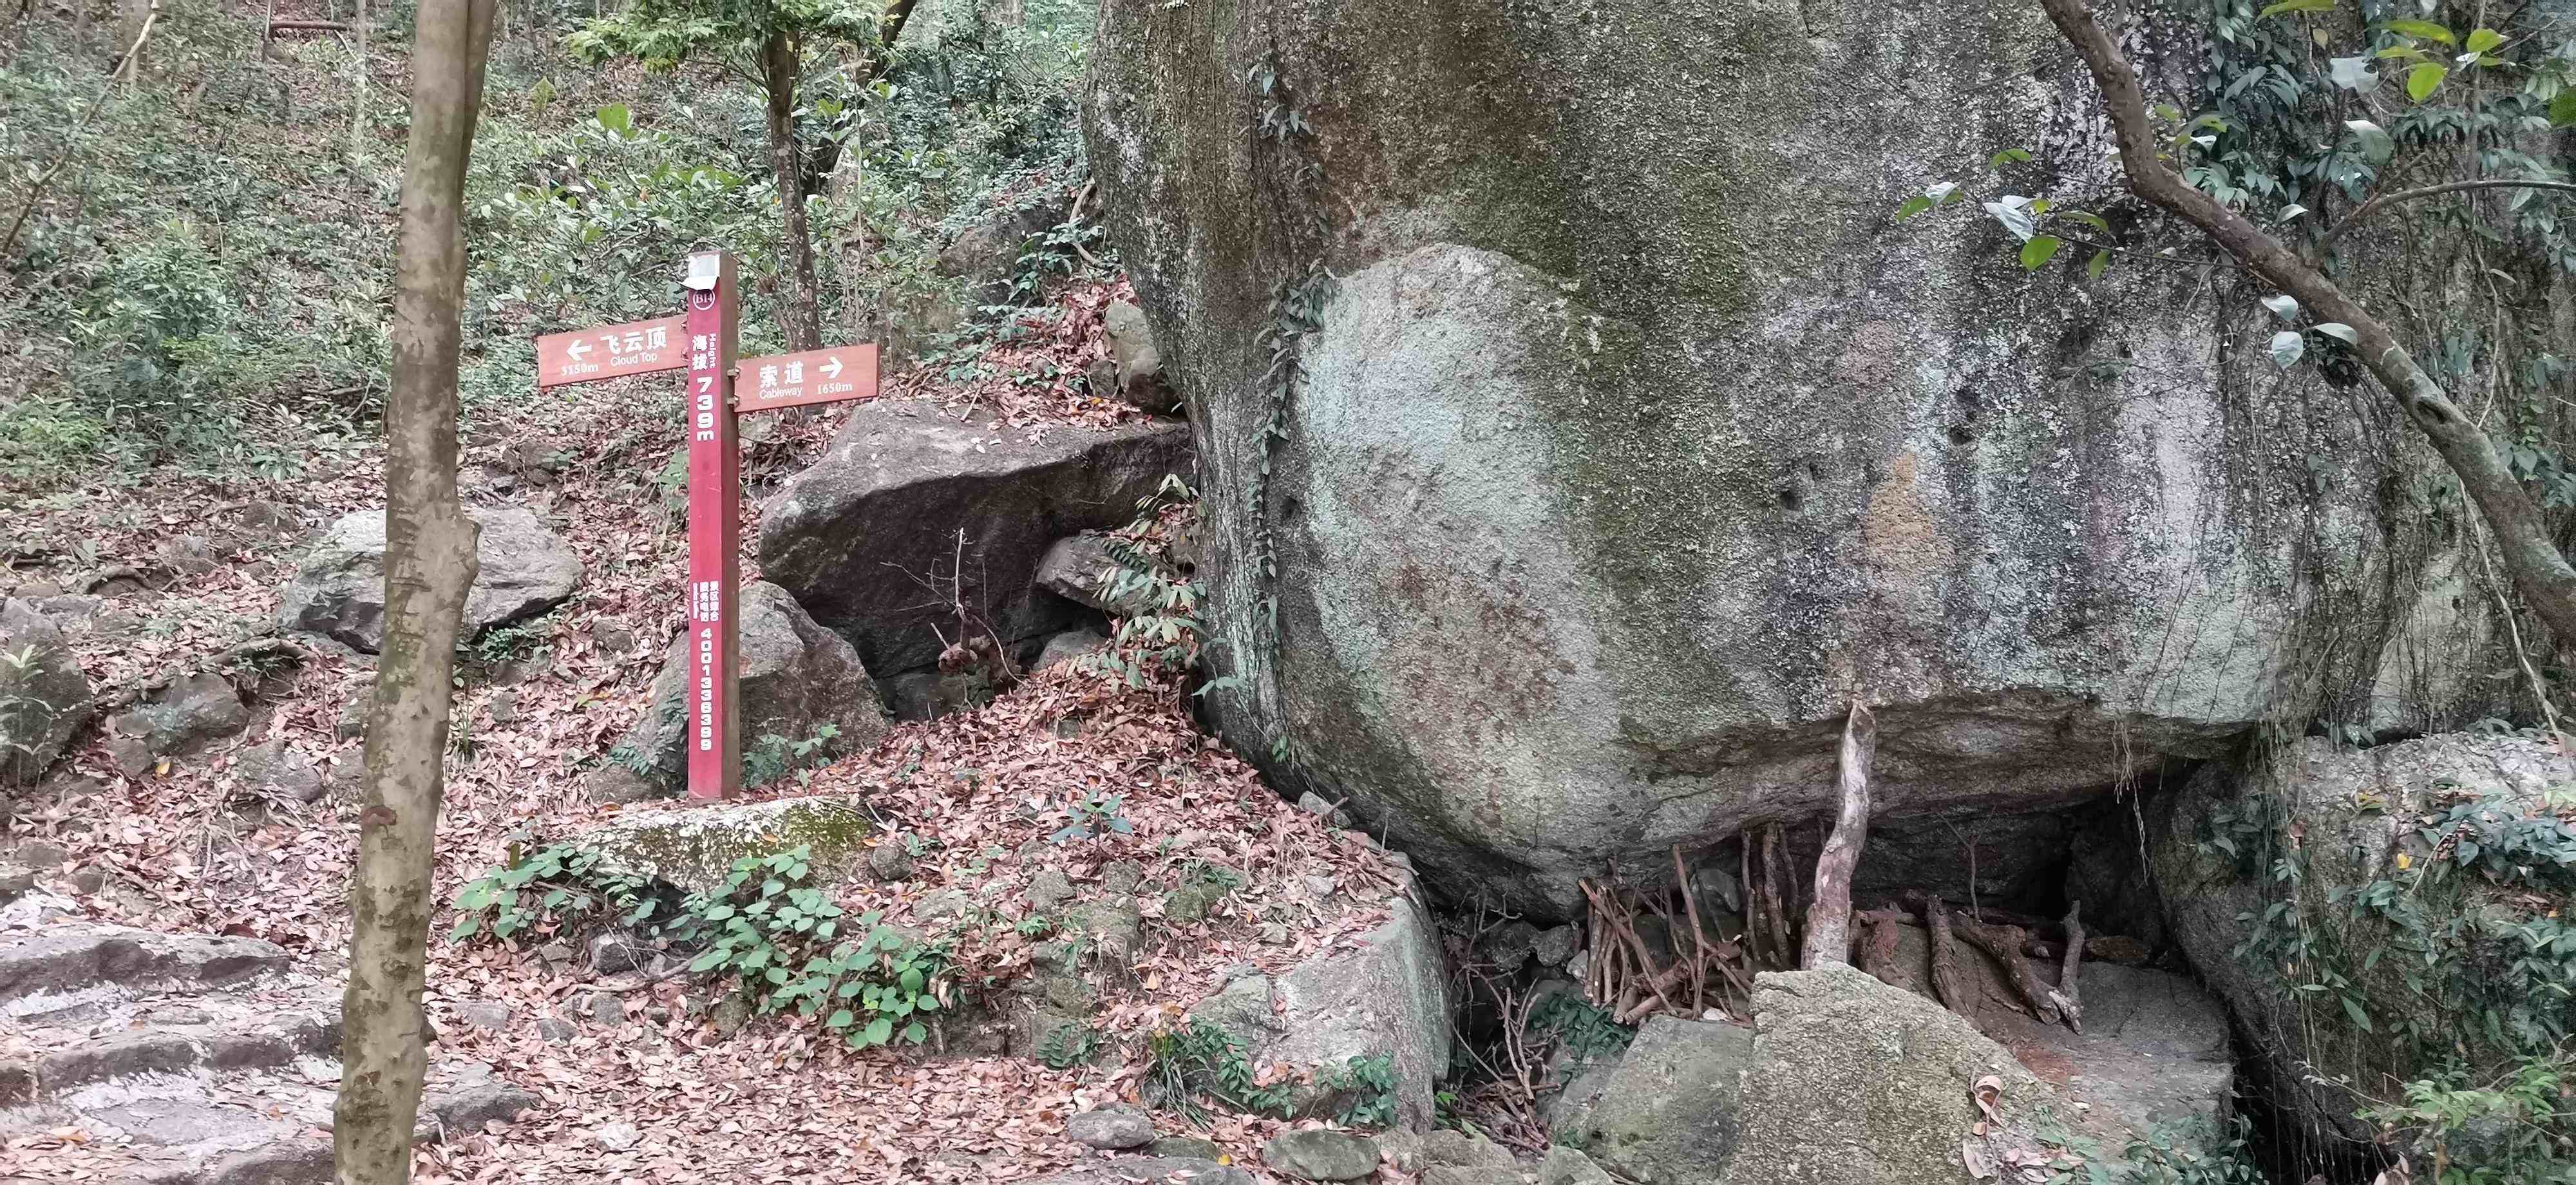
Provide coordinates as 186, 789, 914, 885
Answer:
683, 251, 722, 291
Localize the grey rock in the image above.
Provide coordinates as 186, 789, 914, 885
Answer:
757, 399, 1191, 681
1034, 534, 1154, 616
1163, 873, 1233, 925
1423, 1168, 1523, 1185
1191, 895, 1448, 1127
536, 1018, 576, 1044
1423, 1130, 1517, 1170
280, 506, 582, 653
5, 838, 70, 869
565, 796, 874, 899
1537, 1146, 1612, 1185
580, 992, 625, 1027
1478, 920, 1539, 973
1262, 1128, 1380, 1181
937, 189, 1073, 298
915, 889, 970, 922
1532, 925, 1577, 968
1027, 868, 1077, 911
0, 599, 93, 787
712, 994, 753, 1038
1149, 1135, 1225, 1161
1065, 1103, 1157, 1150
1101, 299, 1179, 414
2153, 732, 2568, 1147
234, 739, 325, 804
160, 533, 218, 576
595, 1121, 642, 1152
0, 864, 33, 904
586, 931, 654, 975
485, 689, 519, 725
426, 1076, 540, 1133
1086, 1, 2502, 916
1566, 966, 2061, 1184
1294, 792, 1350, 830
1025, 1157, 1256, 1185
105, 671, 249, 775
866, 840, 914, 883
34, 593, 103, 625
610, 580, 890, 795
1036, 629, 1108, 672
451, 1000, 511, 1032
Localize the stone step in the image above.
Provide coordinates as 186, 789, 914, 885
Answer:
0, 924, 287, 1009
0, 999, 338, 1104
5, 1057, 537, 1185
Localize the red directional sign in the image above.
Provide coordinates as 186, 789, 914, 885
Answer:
533, 316, 687, 388
681, 252, 742, 801
736, 345, 879, 413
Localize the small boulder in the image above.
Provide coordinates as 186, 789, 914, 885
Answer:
586, 930, 654, 975
105, 672, 249, 775
232, 739, 325, 804
609, 580, 891, 796
937, 190, 1074, 298
1191, 895, 1448, 1127
865, 840, 915, 883
594, 1121, 641, 1152
1537, 1147, 1611, 1185
1034, 534, 1154, 616
1027, 1157, 1255, 1185
0, 599, 95, 787
1262, 1129, 1380, 1182
1065, 1103, 1156, 1151
279, 506, 582, 653
451, 1000, 512, 1032
1149, 1135, 1224, 1161
1036, 629, 1108, 672
1102, 299, 1180, 415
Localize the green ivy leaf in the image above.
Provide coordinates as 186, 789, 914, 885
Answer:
2262, 294, 2299, 320
1987, 147, 2033, 169
2270, 330, 2306, 368
2405, 62, 2448, 102
2552, 90, 2576, 129
2314, 323, 2358, 343
2385, 18, 2455, 44
2341, 994, 2374, 1032
864, 1016, 896, 1046
2019, 235, 2063, 270
2085, 251, 2109, 281
2465, 27, 2503, 54
2258, 0, 2333, 16
828, 1009, 854, 1029
2328, 56, 2378, 93
1896, 194, 1933, 221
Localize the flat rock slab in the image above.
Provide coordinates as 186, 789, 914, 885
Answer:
1871, 923, 2232, 1144
1025, 1157, 1256, 1185
279, 506, 582, 654
567, 796, 875, 898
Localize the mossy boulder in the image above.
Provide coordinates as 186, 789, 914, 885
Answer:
1084, 0, 2501, 915
569, 797, 874, 898
2150, 734, 2576, 1148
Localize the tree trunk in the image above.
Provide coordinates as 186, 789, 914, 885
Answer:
759, 30, 822, 353
2038, 0, 2576, 652
1801, 699, 1876, 969
332, 0, 491, 1179
113, 0, 150, 79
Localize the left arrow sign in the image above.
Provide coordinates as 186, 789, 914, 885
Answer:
535, 316, 687, 388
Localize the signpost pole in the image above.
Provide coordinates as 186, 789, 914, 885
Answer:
682, 251, 741, 800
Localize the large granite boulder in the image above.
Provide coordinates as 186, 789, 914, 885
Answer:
279, 506, 582, 654
564, 797, 875, 898
0, 599, 93, 788
1084, 0, 2497, 915
1558, 966, 2063, 1184
609, 580, 891, 796
2151, 734, 2576, 1150
757, 399, 1192, 683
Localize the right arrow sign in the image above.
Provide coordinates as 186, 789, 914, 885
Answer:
737, 344, 879, 413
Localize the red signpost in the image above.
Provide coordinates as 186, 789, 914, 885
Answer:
535, 251, 882, 801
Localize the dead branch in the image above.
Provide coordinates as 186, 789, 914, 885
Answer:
2322, 179, 2576, 247
1743, 822, 1795, 969
1918, 893, 1972, 1015
267, 19, 351, 30
1801, 699, 1876, 968
1953, 917, 2061, 1026
1856, 907, 1906, 988
2052, 900, 2085, 1033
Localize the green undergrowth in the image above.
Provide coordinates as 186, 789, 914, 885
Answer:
451, 841, 949, 1050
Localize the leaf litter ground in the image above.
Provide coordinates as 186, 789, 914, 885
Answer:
0, 285, 1410, 1182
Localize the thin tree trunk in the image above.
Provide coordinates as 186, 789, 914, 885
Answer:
2052, 900, 2085, 1032
332, 0, 492, 1178
114, 0, 149, 79
1918, 893, 1971, 1015
759, 30, 822, 352
2038, 0, 2576, 650
1801, 699, 1876, 969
